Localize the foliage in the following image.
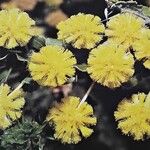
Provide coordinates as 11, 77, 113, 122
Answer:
0, 119, 44, 150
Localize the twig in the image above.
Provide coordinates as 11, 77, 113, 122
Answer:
78, 82, 95, 108
4, 68, 12, 83
9, 78, 28, 96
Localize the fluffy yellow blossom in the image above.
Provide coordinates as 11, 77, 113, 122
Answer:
114, 93, 150, 140
143, 60, 150, 69
87, 44, 134, 88
28, 45, 76, 87
0, 9, 38, 49
57, 13, 105, 49
133, 38, 150, 69
0, 84, 25, 129
105, 13, 145, 50
47, 96, 97, 144
140, 28, 150, 40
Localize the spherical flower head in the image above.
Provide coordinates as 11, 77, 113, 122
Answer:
28, 45, 76, 87
57, 13, 105, 49
133, 38, 150, 69
105, 13, 145, 50
0, 84, 25, 129
87, 44, 134, 88
0, 9, 38, 49
47, 96, 97, 144
114, 93, 150, 140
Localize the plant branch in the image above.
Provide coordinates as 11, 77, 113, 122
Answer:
78, 82, 95, 108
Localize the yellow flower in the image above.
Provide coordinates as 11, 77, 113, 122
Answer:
0, 9, 38, 49
133, 38, 150, 69
57, 13, 105, 49
47, 96, 97, 144
87, 44, 134, 88
143, 60, 150, 69
28, 45, 76, 87
105, 13, 145, 50
114, 93, 150, 140
140, 28, 150, 40
0, 84, 25, 129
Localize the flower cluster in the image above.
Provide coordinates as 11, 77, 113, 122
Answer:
105, 13, 150, 68
87, 44, 134, 88
0, 9, 39, 49
115, 93, 150, 140
28, 45, 76, 87
105, 13, 146, 50
0, 2, 149, 146
57, 13, 105, 49
0, 84, 25, 129
134, 38, 150, 69
22, 11, 150, 142
46, 96, 97, 144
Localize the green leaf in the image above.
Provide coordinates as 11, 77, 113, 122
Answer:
114, 1, 150, 22
75, 64, 88, 72
1, 120, 44, 149
142, 6, 150, 17
45, 38, 63, 47
31, 36, 46, 50
0, 69, 12, 84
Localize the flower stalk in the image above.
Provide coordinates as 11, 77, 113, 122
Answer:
78, 82, 95, 108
